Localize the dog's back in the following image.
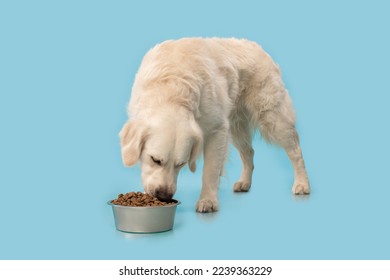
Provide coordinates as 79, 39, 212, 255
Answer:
131, 38, 284, 120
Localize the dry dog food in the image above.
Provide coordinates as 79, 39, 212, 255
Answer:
111, 192, 176, 207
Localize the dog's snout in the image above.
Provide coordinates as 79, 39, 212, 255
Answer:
155, 187, 173, 201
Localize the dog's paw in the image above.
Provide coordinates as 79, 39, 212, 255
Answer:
233, 181, 251, 192
196, 198, 219, 213
292, 182, 310, 195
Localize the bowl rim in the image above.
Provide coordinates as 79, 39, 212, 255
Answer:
107, 199, 181, 208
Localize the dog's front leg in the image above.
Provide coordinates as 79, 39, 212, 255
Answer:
196, 127, 228, 213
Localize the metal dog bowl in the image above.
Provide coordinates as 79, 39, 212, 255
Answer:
108, 199, 180, 233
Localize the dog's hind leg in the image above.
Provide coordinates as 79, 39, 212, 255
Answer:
230, 108, 254, 192
252, 91, 310, 195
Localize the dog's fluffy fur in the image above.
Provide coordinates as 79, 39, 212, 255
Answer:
120, 38, 310, 212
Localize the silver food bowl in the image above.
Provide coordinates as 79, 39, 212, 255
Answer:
108, 199, 180, 233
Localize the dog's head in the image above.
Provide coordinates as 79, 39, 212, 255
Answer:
119, 109, 202, 200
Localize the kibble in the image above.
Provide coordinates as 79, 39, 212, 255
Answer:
111, 192, 176, 207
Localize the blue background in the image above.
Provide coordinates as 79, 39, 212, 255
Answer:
1, 0, 389, 260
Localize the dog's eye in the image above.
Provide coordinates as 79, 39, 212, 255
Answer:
175, 162, 186, 168
150, 156, 162, 166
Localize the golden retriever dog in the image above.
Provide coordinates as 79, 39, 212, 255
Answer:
120, 38, 310, 212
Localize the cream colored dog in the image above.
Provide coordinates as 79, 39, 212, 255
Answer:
120, 38, 310, 212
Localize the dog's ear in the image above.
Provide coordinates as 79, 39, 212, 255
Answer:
119, 120, 148, 167
188, 122, 202, 173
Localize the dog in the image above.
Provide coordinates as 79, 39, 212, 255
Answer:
120, 38, 310, 212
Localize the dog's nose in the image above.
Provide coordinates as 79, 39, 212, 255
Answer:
155, 188, 173, 201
